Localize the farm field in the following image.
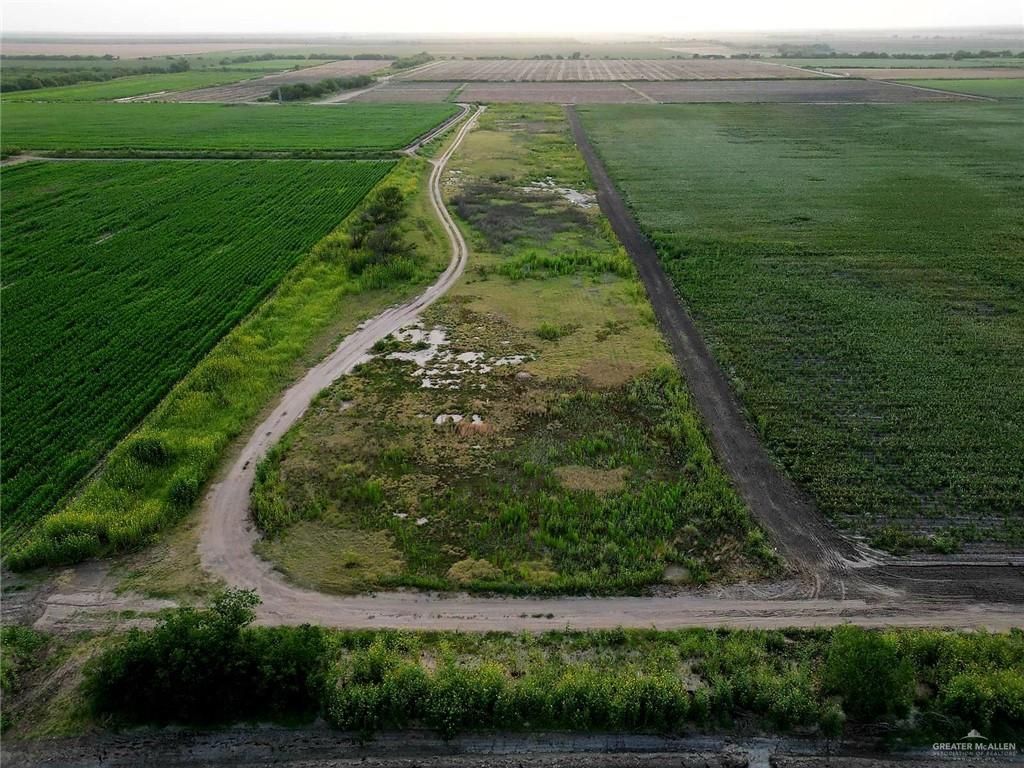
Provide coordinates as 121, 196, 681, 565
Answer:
164, 58, 392, 102
395, 58, 820, 81
445, 79, 965, 104
252, 105, 777, 595
900, 78, 1024, 97
0, 69, 262, 102
0, 102, 458, 153
823, 67, 1024, 79
351, 81, 459, 102
1, 159, 393, 545
780, 57, 1024, 69
578, 102, 1024, 550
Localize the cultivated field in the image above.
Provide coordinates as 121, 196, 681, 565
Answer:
351, 81, 461, 102
782, 57, 1024, 69
437, 79, 968, 104
252, 105, 776, 595
0, 159, 394, 542
578, 102, 1024, 550
0, 70, 264, 102
395, 58, 820, 81
901, 78, 1024, 98
1, 102, 458, 153
163, 58, 392, 102
823, 67, 1024, 80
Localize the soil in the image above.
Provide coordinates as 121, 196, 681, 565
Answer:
0, 728, 990, 768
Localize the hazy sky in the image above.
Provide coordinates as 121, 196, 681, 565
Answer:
3, 0, 1022, 35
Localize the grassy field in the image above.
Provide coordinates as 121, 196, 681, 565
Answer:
1, 159, 392, 547
900, 78, 1024, 98
5, 600, 1022, 743
6, 158, 452, 570
252, 105, 776, 595
0, 102, 458, 154
1, 70, 261, 101
578, 103, 1024, 550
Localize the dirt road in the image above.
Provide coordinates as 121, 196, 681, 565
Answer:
197, 105, 482, 600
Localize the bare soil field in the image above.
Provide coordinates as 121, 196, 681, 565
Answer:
826, 66, 1024, 79
446, 79, 968, 104
162, 59, 391, 102
352, 81, 461, 102
396, 59, 820, 81
457, 82, 650, 103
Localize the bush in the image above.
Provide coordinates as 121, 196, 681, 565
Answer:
823, 627, 914, 720
85, 590, 329, 724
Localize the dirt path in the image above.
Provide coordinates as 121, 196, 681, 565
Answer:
197, 105, 483, 601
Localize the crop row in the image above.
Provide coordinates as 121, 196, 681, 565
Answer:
0, 102, 459, 153
1, 159, 394, 539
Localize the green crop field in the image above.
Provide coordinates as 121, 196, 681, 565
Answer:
900, 78, 1024, 98
1, 159, 394, 540
1, 70, 261, 102
0, 102, 458, 154
579, 103, 1024, 549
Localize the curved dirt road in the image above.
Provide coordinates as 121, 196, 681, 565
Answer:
198, 105, 482, 591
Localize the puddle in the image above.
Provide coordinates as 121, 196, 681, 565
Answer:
520, 176, 596, 208
380, 322, 531, 390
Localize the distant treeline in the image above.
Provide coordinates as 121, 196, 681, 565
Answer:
777, 44, 1024, 59
0, 57, 190, 93
217, 52, 391, 65
266, 75, 374, 101
0, 53, 119, 61
390, 52, 433, 70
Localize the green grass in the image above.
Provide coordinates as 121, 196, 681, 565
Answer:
899, 78, 1024, 98
252, 105, 776, 594
6, 158, 449, 570
779, 57, 1024, 69
0, 102, 459, 154
1, 70, 261, 102
1, 159, 392, 548
578, 103, 1024, 548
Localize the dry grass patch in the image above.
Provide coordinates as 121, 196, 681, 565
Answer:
554, 465, 628, 495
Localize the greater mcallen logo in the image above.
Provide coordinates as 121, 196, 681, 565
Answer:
933, 729, 1018, 756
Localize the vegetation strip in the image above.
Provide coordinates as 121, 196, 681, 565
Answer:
6, 593, 1021, 745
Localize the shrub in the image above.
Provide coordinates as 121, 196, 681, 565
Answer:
127, 435, 173, 466
823, 627, 914, 720
84, 590, 329, 724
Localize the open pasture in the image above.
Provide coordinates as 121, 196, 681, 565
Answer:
253, 105, 776, 595
395, 58, 819, 81
0, 159, 394, 541
578, 102, 1024, 549
0, 102, 457, 153
163, 58, 391, 102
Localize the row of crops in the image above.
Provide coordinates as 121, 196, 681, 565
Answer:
0, 102, 458, 154
1, 159, 395, 539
